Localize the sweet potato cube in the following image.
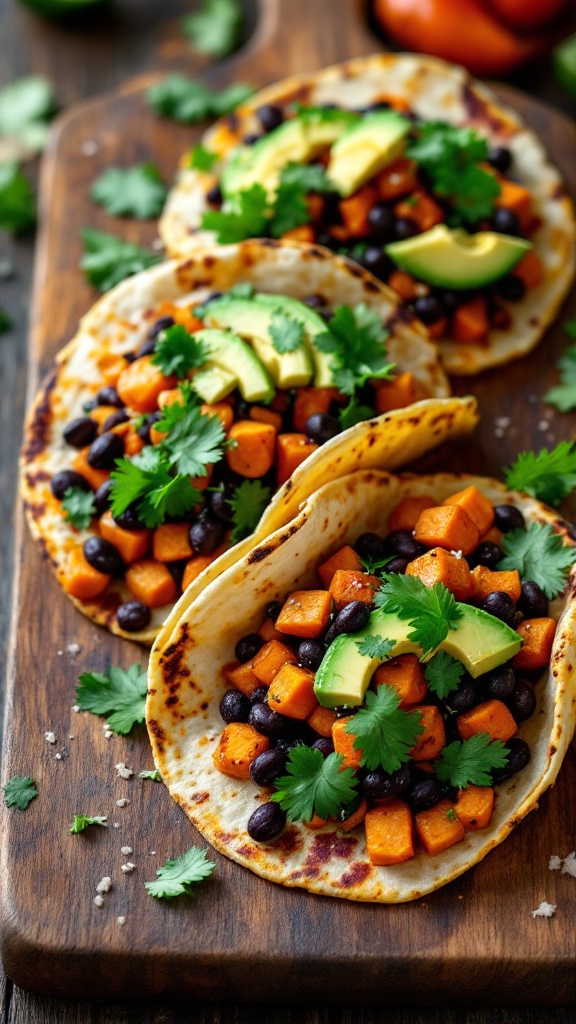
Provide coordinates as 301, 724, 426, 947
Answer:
267, 663, 318, 720
113, 423, 144, 457
373, 654, 428, 708
152, 522, 194, 563
212, 722, 270, 779
258, 617, 286, 643
415, 799, 465, 855
223, 660, 261, 698
72, 449, 110, 492
364, 800, 415, 865
200, 402, 234, 431
410, 705, 446, 762
158, 387, 184, 409
95, 352, 130, 387
276, 433, 319, 486
292, 388, 340, 433
307, 705, 338, 738
375, 157, 418, 200
303, 812, 329, 830
252, 640, 296, 685
451, 296, 490, 346
387, 271, 419, 302
332, 717, 363, 770
99, 511, 151, 564
513, 617, 557, 671
394, 191, 444, 232
442, 486, 494, 536
275, 589, 333, 638
62, 547, 111, 600
125, 559, 178, 609
496, 179, 532, 233
512, 250, 543, 289
406, 547, 475, 601
388, 495, 435, 533
249, 406, 283, 431
374, 371, 417, 414
471, 565, 521, 602
339, 798, 368, 832
413, 505, 480, 555
454, 785, 494, 831
89, 404, 120, 429
339, 184, 379, 236
317, 545, 363, 589
282, 225, 316, 243
226, 420, 277, 479
182, 548, 225, 592
329, 570, 380, 609
117, 355, 177, 414
457, 699, 517, 743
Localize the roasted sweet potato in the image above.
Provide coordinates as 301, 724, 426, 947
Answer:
99, 510, 151, 564
117, 355, 177, 414
512, 250, 543, 289
406, 547, 475, 600
454, 785, 494, 831
292, 387, 340, 433
329, 569, 380, 609
451, 296, 490, 345
442, 485, 494, 535
388, 495, 435, 533
413, 505, 480, 555
252, 640, 296, 685
182, 546, 226, 592
374, 371, 418, 414
249, 406, 283, 431
200, 401, 235, 431
62, 547, 111, 600
152, 522, 194, 563
332, 717, 363, 770
275, 589, 333, 638
457, 698, 517, 742
72, 449, 111, 492
414, 799, 465, 855
212, 722, 270, 779
339, 185, 379, 236
513, 617, 557, 670
125, 559, 178, 608
317, 545, 363, 589
373, 654, 428, 708
410, 705, 446, 761
226, 420, 277, 479
223, 660, 261, 697
471, 565, 521, 602
388, 271, 419, 302
307, 704, 338, 738
375, 157, 418, 201
364, 801, 415, 865
495, 179, 532, 233
394, 191, 444, 232
339, 798, 368, 832
267, 663, 318, 720
276, 433, 319, 486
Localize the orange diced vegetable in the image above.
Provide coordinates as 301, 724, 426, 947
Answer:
258, 617, 286, 643
317, 545, 363, 589
200, 402, 235, 432
158, 388, 184, 409
95, 352, 130, 386
252, 640, 296, 685
394, 191, 444, 232
426, 316, 448, 339
62, 547, 111, 600
471, 565, 521, 602
99, 510, 151, 564
182, 548, 225, 592
149, 424, 167, 445
153, 300, 204, 334
415, 800, 465, 855
276, 433, 319, 485
282, 225, 316, 243
332, 717, 363, 770
292, 387, 339, 433
125, 559, 178, 608
112, 423, 144, 457
329, 569, 380, 609
117, 355, 177, 414
482, 525, 504, 546
388, 495, 435, 533
339, 185, 379, 237
364, 800, 415, 865
250, 406, 283, 431
451, 296, 490, 345
72, 449, 111, 492
413, 504, 480, 555
457, 699, 517, 743
212, 722, 269, 779
307, 705, 338, 738
226, 420, 277, 479
406, 547, 475, 600
410, 705, 446, 761
454, 785, 494, 831
513, 617, 557, 670
275, 589, 333, 638
152, 522, 194, 563
267, 663, 318, 720
306, 194, 325, 224
442, 486, 494, 535
388, 270, 419, 301
89, 404, 119, 428
189, 464, 213, 492
303, 813, 329, 830
495, 179, 532, 233
512, 250, 544, 289
223, 660, 261, 698
374, 371, 418, 414
339, 798, 368, 832
375, 157, 418, 201
373, 654, 428, 708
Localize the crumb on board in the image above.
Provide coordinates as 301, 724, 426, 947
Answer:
116, 798, 130, 808
532, 901, 557, 918
549, 855, 562, 871
93, 894, 104, 908
115, 763, 133, 779
562, 852, 576, 878
117, 916, 126, 926
121, 862, 136, 874
44, 731, 56, 744
96, 877, 112, 894
121, 846, 133, 856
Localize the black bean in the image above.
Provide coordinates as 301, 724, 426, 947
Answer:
206, 183, 222, 206
507, 680, 536, 722
303, 294, 326, 310
249, 748, 287, 786
275, 736, 306, 754
354, 532, 386, 562
102, 409, 130, 432
50, 470, 92, 500
168, 559, 187, 588
219, 689, 250, 724
324, 601, 371, 646
362, 764, 411, 801
243, 133, 261, 145
113, 505, 146, 531
481, 665, 516, 700
235, 398, 252, 419
305, 413, 341, 445
209, 485, 234, 523
443, 677, 477, 713
298, 639, 325, 671
235, 633, 264, 663
116, 601, 151, 633
487, 146, 512, 174
367, 202, 395, 241
87, 431, 124, 469
249, 685, 269, 705
96, 385, 124, 408
481, 591, 517, 626
137, 411, 161, 443
491, 737, 530, 782
393, 216, 419, 241
491, 207, 521, 236
83, 536, 125, 577
311, 737, 335, 757
266, 601, 282, 622
383, 529, 421, 561
189, 517, 224, 554
139, 316, 176, 356
493, 503, 525, 532
94, 479, 113, 517
359, 247, 394, 279
247, 802, 286, 842
518, 580, 548, 618
496, 274, 526, 302
249, 702, 291, 739
469, 541, 503, 570
413, 295, 445, 325
385, 556, 409, 574
257, 104, 284, 133
408, 777, 444, 812
440, 289, 462, 312
63, 416, 99, 448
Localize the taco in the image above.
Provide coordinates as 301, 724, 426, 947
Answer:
21, 238, 478, 643
159, 53, 575, 376
147, 468, 576, 902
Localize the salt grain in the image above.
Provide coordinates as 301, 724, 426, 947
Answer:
116, 763, 133, 779
55, 753, 62, 760
67, 643, 81, 657
538, 419, 549, 431
72, 705, 80, 713
93, 895, 104, 908
82, 139, 100, 156
116, 798, 130, 808
44, 731, 56, 744
531, 901, 556, 918
121, 862, 136, 874
121, 846, 133, 856
96, 877, 112, 893
117, 916, 126, 926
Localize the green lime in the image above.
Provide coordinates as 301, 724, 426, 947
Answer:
554, 32, 576, 101
18, 0, 109, 19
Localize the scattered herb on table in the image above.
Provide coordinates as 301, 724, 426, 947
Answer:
0, 76, 55, 162
182, 0, 244, 59
374, 574, 462, 654
0, 163, 36, 233
145, 846, 215, 899
90, 164, 167, 219
0, 308, 12, 333
70, 814, 108, 833
271, 746, 358, 822
3, 775, 38, 810
424, 651, 465, 700
140, 769, 162, 782
61, 486, 96, 529
76, 664, 148, 735
544, 322, 576, 413
147, 75, 253, 124
554, 31, 576, 101
345, 685, 423, 773
80, 228, 161, 292
503, 440, 576, 507
434, 733, 509, 788
498, 521, 576, 600
229, 479, 271, 543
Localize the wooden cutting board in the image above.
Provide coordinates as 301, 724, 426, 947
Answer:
2, 0, 576, 1004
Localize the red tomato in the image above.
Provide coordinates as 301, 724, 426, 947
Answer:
486, 0, 568, 31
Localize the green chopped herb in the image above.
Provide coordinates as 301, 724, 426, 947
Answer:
80, 229, 161, 292
424, 650, 465, 700
3, 775, 38, 810
355, 635, 395, 660
345, 685, 423, 774
188, 144, 219, 172
0, 308, 12, 333
91, 164, 167, 219
182, 0, 244, 59
544, 323, 576, 413
434, 733, 509, 788
76, 664, 148, 735
145, 846, 215, 899
315, 303, 394, 396
498, 521, 576, 600
374, 573, 462, 655
61, 486, 96, 529
110, 448, 201, 529
271, 746, 358, 822
140, 769, 162, 782
70, 814, 107, 834
151, 323, 208, 378
0, 76, 55, 161
0, 162, 36, 233
503, 441, 576, 507
269, 312, 304, 354
147, 75, 253, 124
229, 479, 271, 543
201, 183, 269, 243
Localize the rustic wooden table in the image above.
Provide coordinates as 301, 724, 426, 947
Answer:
1, 0, 575, 1020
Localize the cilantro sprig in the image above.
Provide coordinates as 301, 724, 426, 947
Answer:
151, 324, 208, 378
188, 145, 219, 172
0, 309, 11, 333
229, 479, 271, 542
424, 651, 465, 700
61, 486, 96, 530
315, 304, 395, 396
156, 395, 227, 477
147, 75, 253, 124
0, 76, 55, 162
140, 768, 162, 782
76, 664, 148, 735
355, 635, 394, 659
110, 448, 201, 529
374, 574, 462, 655
345, 685, 423, 773
269, 312, 305, 354
0, 163, 36, 233
91, 164, 167, 219
434, 733, 509, 788
3, 775, 38, 810
80, 229, 161, 293
145, 846, 215, 899
503, 441, 576, 507
271, 746, 358, 822
70, 815, 107, 834
182, 0, 244, 59
498, 521, 576, 600
202, 183, 269, 244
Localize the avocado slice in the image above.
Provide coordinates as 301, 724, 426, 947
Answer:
314, 604, 523, 709
327, 110, 410, 198
256, 293, 336, 388
191, 328, 274, 404
202, 297, 314, 389
385, 225, 532, 290
191, 365, 238, 404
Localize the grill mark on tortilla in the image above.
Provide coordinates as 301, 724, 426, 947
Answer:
22, 367, 58, 462
247, 523, 299, 564
191, 791, 209, 804
461, 83, 513, 135
271, 825, 302, 853
305, 833, 357, 870
337, 861, 372, 888
25, 469, 50, 487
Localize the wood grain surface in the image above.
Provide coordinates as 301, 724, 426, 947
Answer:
1, 0, 576, 1017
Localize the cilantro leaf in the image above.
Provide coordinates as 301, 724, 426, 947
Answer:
145, 846, 215, 899
182, 0, 244, 58
355, 635, 395, 659
151, 324, 208, 378
157, 398, 226, 478
229, 479, 271, 543
359, 551, 394, 576
61, 486, 96, 529
3, 775, 38, 810
315, 304, 394, 396
345, 685, 423, 773
188, 144, 218, 172
269, 162, 331, 237
498, 521, 576, 600
147, 75, 253, 124
0, 76, 55, 162
434, 733, 509, 788
271, 747, 358, 822
110, 449, 201, 529
91, 164, 167, 219
338, 397, 376, 432
0, 163, 35, 233
201, 183, 269, 243
76, 663, 147, 735
544, 332, 576, 412
424, 650, 465, 700
80, 229, 161, 293
269, 312, 304, 354
70, 814, 107, 834
374, 573, 462, 654
140, 768, 162, 781
503, 442, 576, 507
229, 282, 254, 299
0, 308, 11, 333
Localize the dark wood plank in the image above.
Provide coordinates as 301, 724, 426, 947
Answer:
2, 0, 576, 1011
